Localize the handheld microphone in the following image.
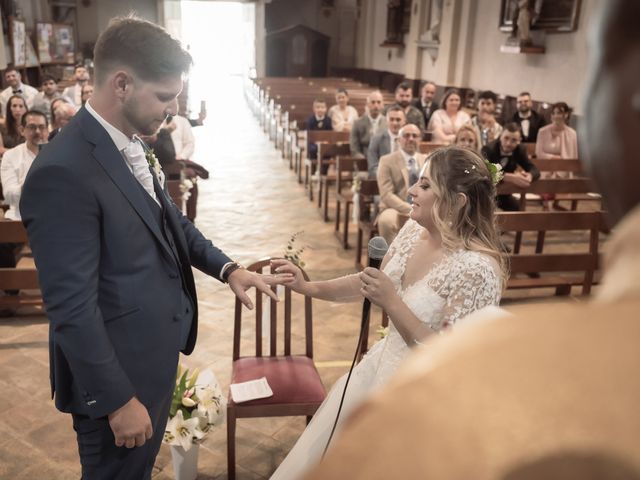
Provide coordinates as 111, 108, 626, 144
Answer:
323, 236, 388, 456
361, 236, 389, 328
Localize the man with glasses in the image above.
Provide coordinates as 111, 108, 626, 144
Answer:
376, 124, 426, 244
1, 110, 48, 220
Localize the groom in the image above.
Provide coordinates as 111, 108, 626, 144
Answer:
20, 16, 278, 479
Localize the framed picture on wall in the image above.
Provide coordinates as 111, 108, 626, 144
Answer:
25, 36, 40, 67
9, 17, 27, 67
37, 22, 54, 63
52, 23, 75, 64
499, 0, 582, 33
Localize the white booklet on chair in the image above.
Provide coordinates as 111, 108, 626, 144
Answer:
230, 377, 274, 403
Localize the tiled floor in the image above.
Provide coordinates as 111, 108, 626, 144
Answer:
0, 78, 602, 479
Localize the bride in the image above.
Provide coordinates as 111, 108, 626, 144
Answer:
270, 146, 506, 479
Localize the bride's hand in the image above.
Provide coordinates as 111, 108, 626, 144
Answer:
270, 259, 307, 294
359, 267, 398, 310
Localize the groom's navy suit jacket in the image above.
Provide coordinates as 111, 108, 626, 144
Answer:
20, 107, 232, 420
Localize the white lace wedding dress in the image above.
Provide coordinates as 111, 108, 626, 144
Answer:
270, 220, 502, 480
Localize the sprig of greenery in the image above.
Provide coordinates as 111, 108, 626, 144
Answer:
284, 230, 308, 268
484, 159, 504, 185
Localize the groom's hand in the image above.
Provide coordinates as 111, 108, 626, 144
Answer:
227, 268, 283, 310
108, 396, 153, 448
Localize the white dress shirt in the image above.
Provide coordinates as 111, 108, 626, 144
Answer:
0, 83, 38, 117
85, 101, 161, 204
1, 143, 37, 220
169, 115, 195, 160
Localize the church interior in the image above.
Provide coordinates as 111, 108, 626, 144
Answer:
0, 0, 638, 479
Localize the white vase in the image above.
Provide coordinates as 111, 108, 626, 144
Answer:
170, 444, 199, 480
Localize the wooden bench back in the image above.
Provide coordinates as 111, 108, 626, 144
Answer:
233, 258, 313, 360
497, 178, 595, 195
532, 158, 585, 174
418, 142, 446, 155
0, 220, 29, 243
496, 211, 602, 295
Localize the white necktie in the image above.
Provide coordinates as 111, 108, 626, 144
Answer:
123, 138, 158, 203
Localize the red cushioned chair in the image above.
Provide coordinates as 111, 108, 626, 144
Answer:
226, 258, 325, 480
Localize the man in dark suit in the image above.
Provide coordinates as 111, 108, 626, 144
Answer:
482, 122, 540, 211
412, 80, 439, 131
511, 91, 547, 142
20, 17, 278, 479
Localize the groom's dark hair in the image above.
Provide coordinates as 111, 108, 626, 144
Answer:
93, 15, 192, 85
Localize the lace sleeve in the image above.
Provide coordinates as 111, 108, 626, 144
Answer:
436, 252, 502, 329
383, 220, 422, 267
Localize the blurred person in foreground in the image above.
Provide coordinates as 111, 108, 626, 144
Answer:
303, 2, 640, 478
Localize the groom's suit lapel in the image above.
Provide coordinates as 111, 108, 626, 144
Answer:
76, 107, 177, 265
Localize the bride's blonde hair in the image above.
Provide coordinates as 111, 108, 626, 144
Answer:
426, 146, 508, 284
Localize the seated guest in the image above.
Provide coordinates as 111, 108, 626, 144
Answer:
428, 88, 471, 144
328, 88, 359, 132
0, 95, 27, 155
0, 66, 37, 117
350, 90, 387, 159
535, 102, 578, 160
367, 106, 406, 178
81, 83, 94, 106
376, 124, 426, 244
413, 80, 439, 130
454, 124, 481, 152
48, 101, 77, 141
305, 98, 332, 161
1, 110, 48, 219
482, 122, 540, 211
386, 81, 425, 133
470, 90, 503, 147
512, 91, 547, 142
62, 64, 91, 107
32, 75, 72, 123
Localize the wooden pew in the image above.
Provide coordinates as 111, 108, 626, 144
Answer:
496, 211, 602, 296
0, 220, 43, 309
531, 158, 601, 210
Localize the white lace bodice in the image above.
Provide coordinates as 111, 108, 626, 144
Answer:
363, 219, 502, 386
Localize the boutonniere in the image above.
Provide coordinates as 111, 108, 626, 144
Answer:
144, 148, 163, 178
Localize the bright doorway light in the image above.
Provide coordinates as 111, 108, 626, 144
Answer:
179, 1, 255, 115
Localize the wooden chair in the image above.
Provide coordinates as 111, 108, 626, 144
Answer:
496, 211, 602, 296
226, 258, 325, 480
333, 156, 368, 249
315, 142, 351, 208
0, 220, 42, 309
354, 180, 380, 271
304, 131, 349, 192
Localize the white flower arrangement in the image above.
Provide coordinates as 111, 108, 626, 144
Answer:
163, 365, 226, 451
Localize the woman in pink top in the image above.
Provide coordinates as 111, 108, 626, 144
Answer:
427, 88, 471, 144
535, 102, 578, 159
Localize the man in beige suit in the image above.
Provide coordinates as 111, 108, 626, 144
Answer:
304, 1, 640, 478
376, 123, 426, 244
